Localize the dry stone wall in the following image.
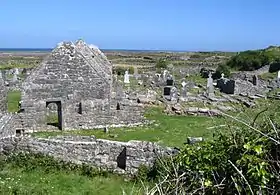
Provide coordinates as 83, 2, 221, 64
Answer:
0, 72, 7, 112
0, 135, 174, 175
0, 114, 18, 138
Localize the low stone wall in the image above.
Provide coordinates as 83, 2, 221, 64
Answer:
0, 114, 17, 138
0, 77, 7, 112
0, 135, 174, 175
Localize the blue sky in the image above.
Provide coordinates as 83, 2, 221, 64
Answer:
0, 0, 279, 51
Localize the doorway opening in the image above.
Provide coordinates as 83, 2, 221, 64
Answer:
46, 101, 63, 130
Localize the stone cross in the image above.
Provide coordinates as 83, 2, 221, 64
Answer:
181, 81, 187, 98
181, 81, 187, 88
162, 70, 168, 81
14, 68, 19, 75
207, 72, 214, 97
124, 70, 130, 84
221, 73, 225, 79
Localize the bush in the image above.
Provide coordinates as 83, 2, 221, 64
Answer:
113, 66, 135, 75
269, 60, 280, 73
155, 58, 168, 69
226, 49, 279, 71
213, 64, 231, 79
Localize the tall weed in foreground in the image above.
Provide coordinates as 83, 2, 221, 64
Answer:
133, 102, 280, 194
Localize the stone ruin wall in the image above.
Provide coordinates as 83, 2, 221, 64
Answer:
0, 74, 7, 113
0, 114, 17, 138
18, 40, 145, 131
0, 135, 173, 175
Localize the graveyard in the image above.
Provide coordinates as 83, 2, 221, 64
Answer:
1, 41, 280, 194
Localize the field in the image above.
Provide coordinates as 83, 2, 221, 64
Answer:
34, 107, 224, 147
0, 160, 141, 195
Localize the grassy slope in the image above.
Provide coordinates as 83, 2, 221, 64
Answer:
0, 165, 140, 195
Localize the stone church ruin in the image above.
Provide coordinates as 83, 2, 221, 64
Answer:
15, 40, 145, 131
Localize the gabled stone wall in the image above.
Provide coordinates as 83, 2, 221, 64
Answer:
19, 40, 145, 131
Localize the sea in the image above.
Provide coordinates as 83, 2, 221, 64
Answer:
0, 48, 188, 53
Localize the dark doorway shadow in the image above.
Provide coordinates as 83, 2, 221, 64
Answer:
117, 147, 126, 170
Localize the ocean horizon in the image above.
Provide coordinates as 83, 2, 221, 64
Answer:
0, 48, 193, 53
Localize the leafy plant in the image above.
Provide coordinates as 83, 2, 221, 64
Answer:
155, 58, 168, 69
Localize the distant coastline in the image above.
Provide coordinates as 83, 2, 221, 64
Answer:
0, 48, 191, 53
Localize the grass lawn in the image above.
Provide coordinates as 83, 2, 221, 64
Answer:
259, 72, 277, 81
0, 64, 35, 70
0, 165, 141, 195
7, 90, 21, 113
34, 107, 225, 147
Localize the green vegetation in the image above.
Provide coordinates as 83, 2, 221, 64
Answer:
259, 72, 277, 81
135, 100, 280, 194
7, 90, 21, 113
268, 60, 280, 72
0, 153, 141, 195
113, 66, 135, 75
155, 58, 168, 69
0, 64, 35, 70
226, 46, 280, 71
215, 63, 231, 77
34, 107, 223, 147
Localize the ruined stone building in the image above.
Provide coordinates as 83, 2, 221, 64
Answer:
0, 72, 7, 113
19, 40, 144, 131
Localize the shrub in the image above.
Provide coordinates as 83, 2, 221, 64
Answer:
226, 49, 280, 71
213, 64, 231, 79
155, 58, 168, 69
269, 60, 280, 73
113, 66, 134, 75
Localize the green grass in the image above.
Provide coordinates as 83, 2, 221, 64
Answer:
0, 64, 35, 70
187, 74, 206, 86
0, 165, 140, 195
259, 72, 277, 81
34, 107, 225, 147
7, 90, 21, 113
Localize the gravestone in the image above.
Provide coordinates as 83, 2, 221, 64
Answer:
221, 73, 225, 79
252, 75, 258, 86
217, 79, 235, 94
164, 86, 171, 96
124, 70, 130, 84
170, 87, 178, 101
161, 70, 169, 82
207, 72, 214, 97
166, 78, 174, 86
134, 67, 138, 75
181, 81, 187, 99
277, 71, 280, 81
